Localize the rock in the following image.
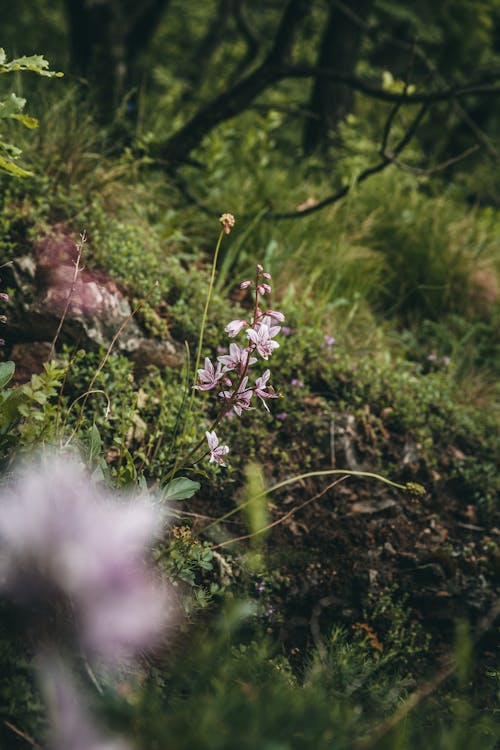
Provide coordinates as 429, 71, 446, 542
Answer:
1, 229, 183, 375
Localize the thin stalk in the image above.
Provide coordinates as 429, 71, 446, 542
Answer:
172, 228, 230, 473
200, 468, 410, 534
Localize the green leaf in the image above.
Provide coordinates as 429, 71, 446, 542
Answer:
0, 154, 33, 177
0, 93, 26, 119
0, 361, 15, 389
11, 114, 39, 129
87, 422, 103, 463
0, 53, 63, 78
162, 477, 200, 501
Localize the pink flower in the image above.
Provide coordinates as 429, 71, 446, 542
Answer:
0, 292, 9, 302
240, 280, 252, 289
323, 335, 335, 347
195, 357, 223, 390
247, 316, 280, 360
220, 376, 253, 416
254, 369, 279, 411
0, 454, 172, 663
206, 431, 229, 466
218, 343, 256, 373
225, 319, 247, 337
291, 378, 304, 388
265, 309, 285, 323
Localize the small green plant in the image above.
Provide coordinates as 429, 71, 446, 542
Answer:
0, 48, 62, 176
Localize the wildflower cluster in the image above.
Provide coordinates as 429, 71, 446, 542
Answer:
196, 264, 284, 466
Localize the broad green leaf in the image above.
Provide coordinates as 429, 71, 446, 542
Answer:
162, 477, 200, 501
0, 361, 15, 389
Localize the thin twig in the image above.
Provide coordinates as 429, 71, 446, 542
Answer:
3, 720, 41, 749
48, 232, 85, 361
210, 477, 347, 550
65, 299, 144, 445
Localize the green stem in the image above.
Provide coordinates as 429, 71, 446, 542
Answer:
170, 228, 225, 475
200, 468, 410, 533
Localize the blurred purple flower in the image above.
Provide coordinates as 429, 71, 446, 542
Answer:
0, 454, 172, 663
276, 412, 287, 422
39, 654, 130, 750
291, 378, 304, 388
427, 353, 438, 362
225, 319, 247, 337
280, 326, 292, 336
323, 335, 335, 347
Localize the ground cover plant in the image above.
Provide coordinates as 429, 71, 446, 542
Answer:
0, 3, 500, 749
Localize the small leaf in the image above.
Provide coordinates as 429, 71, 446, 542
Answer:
11, 114, 39, 129
162, 477, 200, 501
0, 153, 33, 177
0, 361, 15, 389
87, 422, 103, 462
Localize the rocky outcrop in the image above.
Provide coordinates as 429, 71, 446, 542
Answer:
1, 230, 182, 382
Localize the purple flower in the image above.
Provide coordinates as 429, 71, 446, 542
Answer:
276, 412, 287, 421
240, 280, 252, 289
195, 357, 223, 391
225, 319, 247, 337
427, 353, 438, 362
220, 376, 253, 416
38, 655, 130, 750
0, 338, 4, 346
291, 378, 304, 388
281, 326, 292, 336
0, 454, 172, 663
0, 292, 9, 302
265, 309, 285, 323
206, 431, 229, 466
217, 343, 256, 373
247, 316, 280, 360
323, 335, 335, 347
254, 369, 278, 411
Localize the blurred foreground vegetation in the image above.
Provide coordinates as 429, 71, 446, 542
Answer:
0, 1, 499, 748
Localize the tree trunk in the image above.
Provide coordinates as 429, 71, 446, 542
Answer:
64, 0, 171, 120
302, 0, 373, 154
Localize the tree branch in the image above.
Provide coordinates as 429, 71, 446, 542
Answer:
283, 65, 500, 104
152, 0, 310, 164
268, 103, 428, 219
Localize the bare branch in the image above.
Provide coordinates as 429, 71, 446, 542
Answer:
283, 65, 500, 104
268, 103, 429, 220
